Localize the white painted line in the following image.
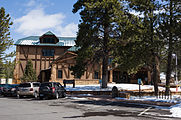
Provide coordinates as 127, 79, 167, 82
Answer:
138, 107, 152, 116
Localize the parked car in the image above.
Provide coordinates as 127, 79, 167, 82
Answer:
3, 84, 19, 97
39, 82, 66, 99
0, 84, 6, 95
17, 82, 40, 98
0, 84, 12, 96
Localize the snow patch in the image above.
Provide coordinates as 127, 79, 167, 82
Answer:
170, 103, 181, 118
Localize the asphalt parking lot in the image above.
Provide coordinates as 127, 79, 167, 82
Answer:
0, 95, 179, 120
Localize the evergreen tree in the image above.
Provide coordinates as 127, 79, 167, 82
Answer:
158, 0, 181, 96
72, 0, 135, 88
3, 60, 15, 80
21, 60, 37, 82
0, 7, 13, 77
114, 0, 163, 96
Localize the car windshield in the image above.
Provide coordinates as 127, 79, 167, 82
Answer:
19, 83, 31, 87
33, 83, 40, 87
41, 83, 52, 87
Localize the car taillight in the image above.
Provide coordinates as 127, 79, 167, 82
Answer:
52, 87, 55, 93
30, 88, 33, 91
11, 88, 16, 91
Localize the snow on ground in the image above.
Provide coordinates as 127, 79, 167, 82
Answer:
65, 83, 181, 92
117, 95, 181, 118
116, 95, 180, 104
170, 103, 181, 118
65, 83, 153, 91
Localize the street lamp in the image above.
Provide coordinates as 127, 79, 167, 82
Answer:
173, 54, 178, 85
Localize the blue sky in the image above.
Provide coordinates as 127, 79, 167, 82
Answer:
0, 0, 80, 56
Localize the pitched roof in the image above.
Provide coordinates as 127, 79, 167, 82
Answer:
43, 31, 55, 36
15, 35, 76, 46
67, 46, 79, 52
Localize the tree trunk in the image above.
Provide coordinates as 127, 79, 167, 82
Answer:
165, 0, 173, 96
152, 55, 160, 96
165, 51, 172, 96
149, 7, 159, 96
101, 8, 109, 88
102, 57, 108, 88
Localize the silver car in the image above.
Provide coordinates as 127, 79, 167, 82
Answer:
17, 82, 40, 98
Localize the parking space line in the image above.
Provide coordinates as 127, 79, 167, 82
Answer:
138, 107, 152, 116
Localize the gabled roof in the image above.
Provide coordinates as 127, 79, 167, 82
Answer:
52, 51, 77, 64
15, 31, 76, 47
43, 31, 55, 36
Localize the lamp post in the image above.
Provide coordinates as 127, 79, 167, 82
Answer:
173, 54, 178, 85
175, 54, 178, 85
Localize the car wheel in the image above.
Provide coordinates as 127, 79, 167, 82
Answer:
62, 92, 66, 98
55, 92, 59, 99
17, 94, 22, 99
34, 92, 38, 99
59, 92, 63, 98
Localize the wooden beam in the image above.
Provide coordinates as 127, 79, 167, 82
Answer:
44, 57, 46, 69
20, 62, 24, 75
68, 64, 70, 78
35, 47, 37, 72
56, 56, 76, 64
40, 55, 42, 71
49, 57, 50, 67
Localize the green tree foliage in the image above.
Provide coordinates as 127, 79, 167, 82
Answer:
72, 0, 137, 88
0, 7, 13, 58
0, 7, 13, 77
113, 0, 164, 96
0, 60, 4, 77
21, 60, 37, 82
158, 0, 181, 95
3, 60, 15, 80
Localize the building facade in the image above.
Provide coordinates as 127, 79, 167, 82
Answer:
13, 31, 152, 85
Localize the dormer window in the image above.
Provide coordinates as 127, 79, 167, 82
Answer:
43, 37, 55, 43
39, 31, 59, 44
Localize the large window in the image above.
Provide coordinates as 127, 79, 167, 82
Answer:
42, 49, 54, 56
43, 38, 55, 43
58, 70, 63, 78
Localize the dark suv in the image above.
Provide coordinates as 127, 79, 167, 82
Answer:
39, 82, 66, 99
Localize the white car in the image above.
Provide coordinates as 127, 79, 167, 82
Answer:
17, 82, 40, 98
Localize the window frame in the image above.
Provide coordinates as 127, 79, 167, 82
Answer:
42, 49, 55, 57
43, 37, 55, 44
58, 70, 63, 79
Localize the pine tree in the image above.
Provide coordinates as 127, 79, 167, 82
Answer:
115, 0, 163, 96
159, 0, 181, 96
21, 60, 37, 82
0, 7, 13, 77
72, 0, 135, 88
3, 60, 15, 80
